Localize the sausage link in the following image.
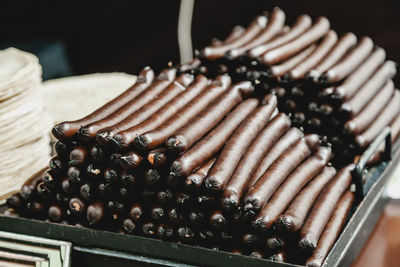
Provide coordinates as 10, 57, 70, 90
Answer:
332, 47, 386, 101
344, 80, 394, 135
210, 25, 246, 47
287, 30, 338, 80
227, 7, 286, 58
205, 94, 278, 192
298, 164, 354, 251
48, 205, 64, 222
250, 127, 304, 187
202, 15, 268, 60
244, 134, 320, 218
253, 147, 331, 231
164, 81, 254, 155
340, 61, 396, 117
262, 17, 330, 65
355, 90, 400, 148
51, 67, 154, 140
249, 14, 312, 58
77, 68, 177, 140
277, 166, 336, 232
113, 75, 228, 150
222, 113, 291, 210
306, 33, 357, 81
266, 235, 286, 251
169, 98, 259, 181
117, 151, 143, 170
320, 37, 374, 83
268, 250, 287, 262
147, 147, 168, 168
87, 202, 105, 225
20, 167, 47, 200
97, 74, 202, 147
69, 146, 88, 167
185, 156, 217, 190
305, 191, 354, 267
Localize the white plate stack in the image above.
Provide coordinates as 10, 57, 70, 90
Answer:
0, 48, 52, 199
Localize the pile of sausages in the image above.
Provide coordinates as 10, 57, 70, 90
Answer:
197, 7, 400, 166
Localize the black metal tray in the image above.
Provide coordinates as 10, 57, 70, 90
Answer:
0, 129, 397, 267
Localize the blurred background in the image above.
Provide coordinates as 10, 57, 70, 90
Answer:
1, 0, 399, 83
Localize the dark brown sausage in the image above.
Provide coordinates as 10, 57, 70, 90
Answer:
250, 127, 304, 187
147, 147, 168, 168
48, 205, 64, 222
212, 25, 246, 47
269, 44, 317, 78
129, 203, 144, 222
69, 197, 86, 215
266, 235, 286, 251
253, 147, 331, 231
222, 113, 291, 210
144, 80, 253, 153
185, 156, 217, 190
319, 37, 374, 83
202, 15, 268, 60
298, 164, 354, 251
86, 202, 105, 225
340, 61, 396, 117
205, 94, 278, 192
306, 33, 357, 81
277, 166, 337, 233
20, 167, 46, 200
51, 67, 154, 140
81, 72, 191, 141
169, 98, 259, 181
113, 75, 229, 150
69, 146, 88, 167
210, 210, 227, 230
244, 134, 320, 218
344, 80, 394, 135
96, 74, 203, 146
332, 47, 386, 101
355, 90, 400, 148
262, 17, 330, 65
287, 30, 338, 80
227, 7, 285, 58
268, 251, 287, 262
249, 14, 312, 58
305, 191, 354, 267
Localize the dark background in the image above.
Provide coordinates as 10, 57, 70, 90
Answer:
1, 0, 399, 83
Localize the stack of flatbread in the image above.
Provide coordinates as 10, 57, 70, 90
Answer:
0, 48, 52, 199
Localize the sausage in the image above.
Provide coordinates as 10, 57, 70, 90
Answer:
80, 182, 94, 201
48, 205, 64, 222
305, 191, 354, 267
129, 203, 144, 222
202, 15, 268, 60
69, 197, 86, 215
51, 67, 154, 140
6, 193, 24, 211
266, 235, 286, 251
253, 147, 331, 231
144, 168, 162, 187
42, 170, 57, 188
132, 76, 233, 151
277, 166, 336, 232
219, 25, 246, 45
210, 210, 227, 230
355, 90, 400, 148
86, 164, 102, 180
222, 113, 291, 210
36, 182, 52, 199
287, 30, 338, 81
227, 7, 286, 58
169, 98, 259, 181
147, 147, 168, 168
97, 74, 201, 147
77, 68, 177, 141
89, 144, 108, 163
205, 94, 278, 192
249, 14, 312, 58
339, 60, 396, 117
121, 171, 137, 188
197, 195, 216, 206
176, 192, 191, 209
111, 75, 221, 150
298, 164, 354, 251
177, 226, 195, 243
151, 206, 166, 221
188, 210, 205, 226
306, 33, 357, 81
262, 17, 330, 65
54, 140, 69, 157
157, 189, 174, 205
344, 80, 394, 135
20, 167, 47, 200
122, 218, 136, 234
117, 151, 143, 170
242, 233, 261, 248
319, 37, 374, 83
269, 44, 317, 78
168, 208, 185, 225
69, 146, 88, 167
156, 223, 175, 240
249, 251, 264, 259
177, 58, 202, 74
198, 230, 215, 244
103, 167, 118, 184
250, 127, 304, 187
268, 251, 287, 262
27, 201, 46, 217
87, 202, 105, 225
185, 156, 217, 190
244, 134, 320, 218
317, 87, 334, 100
332, 47, 386, 101
141, 80, 251, 153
